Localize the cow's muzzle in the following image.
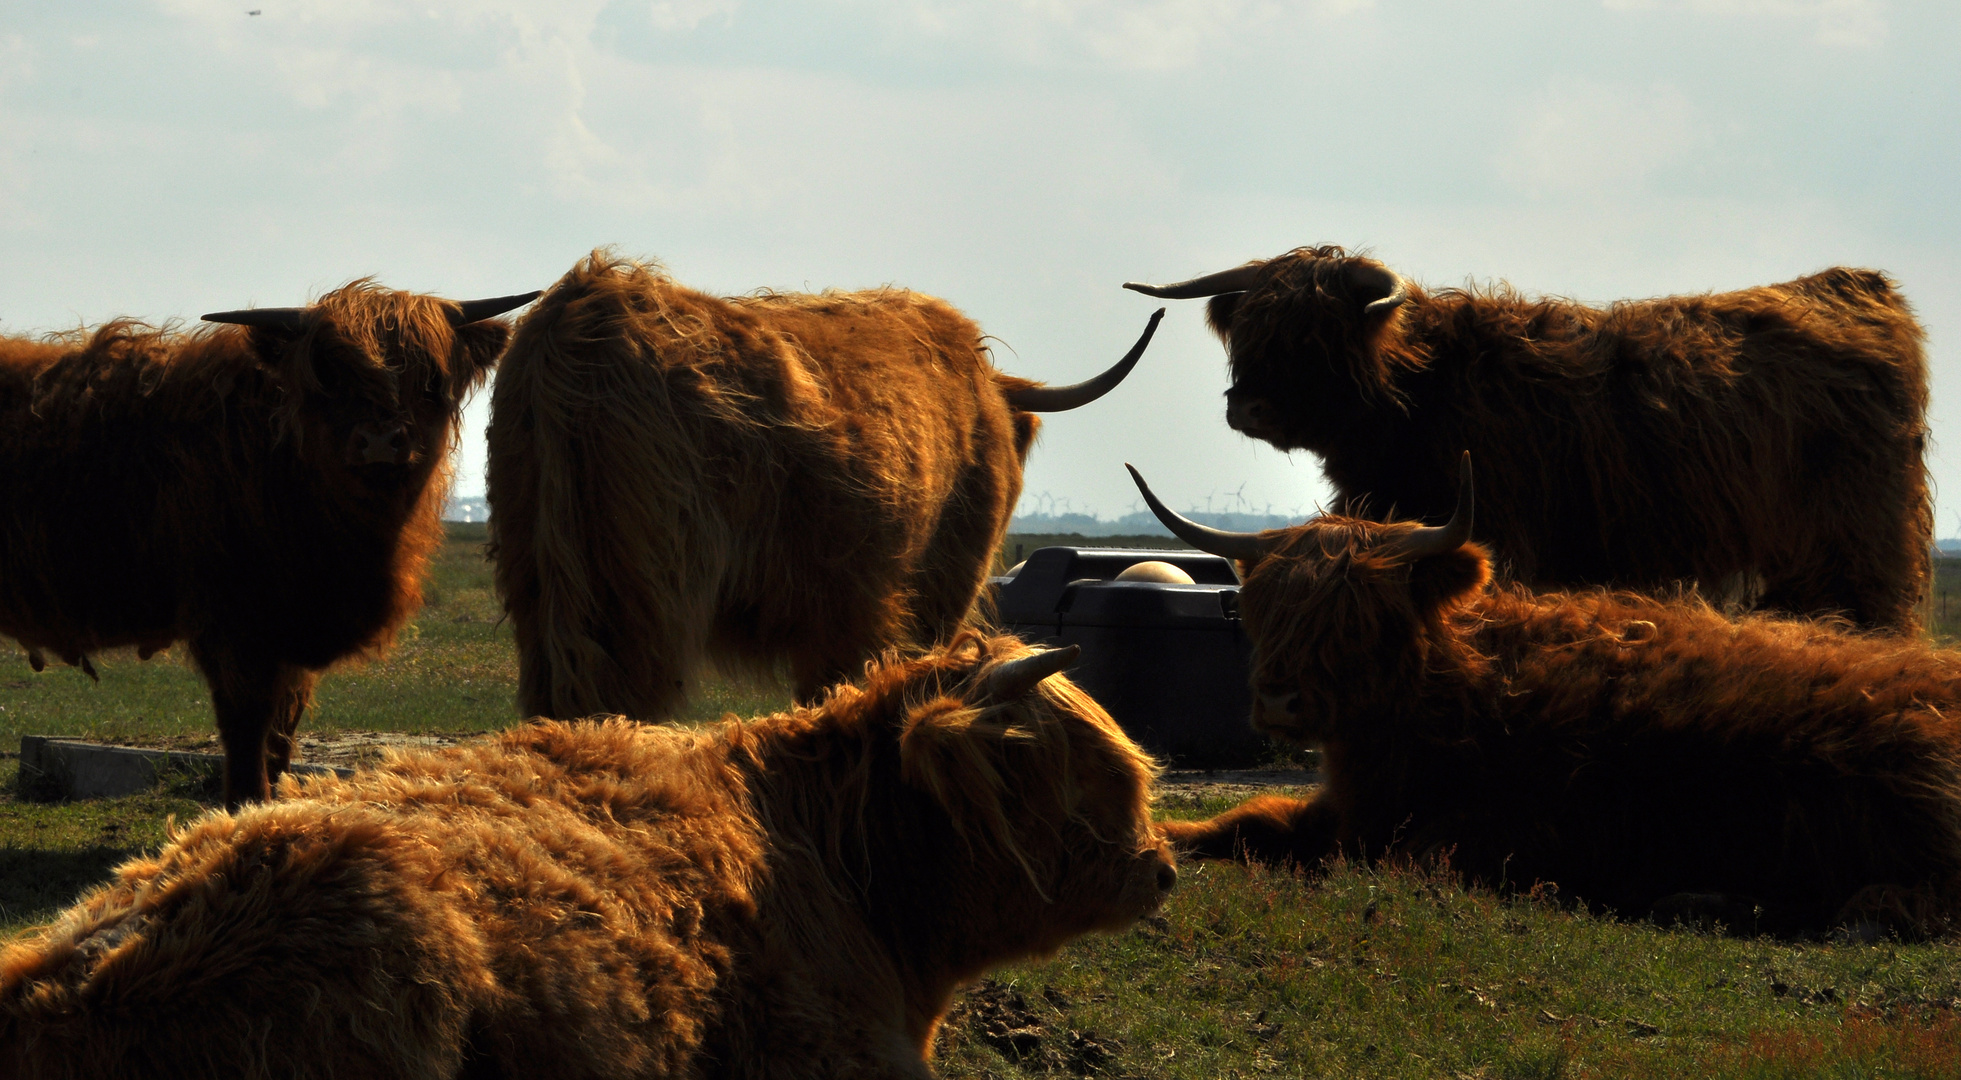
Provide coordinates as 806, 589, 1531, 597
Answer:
347, 422, 412, 466
1224, 392, 1283, 441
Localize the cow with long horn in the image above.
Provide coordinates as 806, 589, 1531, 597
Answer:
1129, 456, 1961, 935
1127, 247, 1932, 632
0, 633, 1178, 1079
0, 282, 536, 806
488, 251, 1162, 720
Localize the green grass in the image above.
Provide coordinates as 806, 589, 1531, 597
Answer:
1926, 557, 1961, 644
935, 854, 1961, 1079
7, 527, 1961, 1077
0, 522, 788, 755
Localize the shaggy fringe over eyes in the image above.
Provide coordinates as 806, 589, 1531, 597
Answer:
1219, 245, 1417, 409
894, 633, 1160, 900
1241, 518, 1496, 721
263, 279, 488, 445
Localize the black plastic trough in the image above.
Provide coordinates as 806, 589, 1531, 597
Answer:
991, 546, 1264, 767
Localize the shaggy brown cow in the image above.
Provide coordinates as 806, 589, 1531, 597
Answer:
489, 251, 1162, 720
1131, 458, 1961, 934
0, 634, 1176, 1079
1126, 248, 1932, 631
0, 285, 535, 807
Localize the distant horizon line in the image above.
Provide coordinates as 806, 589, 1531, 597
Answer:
442, 496, 1961, 547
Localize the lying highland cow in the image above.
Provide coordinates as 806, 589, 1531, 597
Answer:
1127, 249, 1931, 630
1131, 457, 1961, 934
0, 634, 1175, 1079
489, 251, 1162, 720
0, 285, 535, 806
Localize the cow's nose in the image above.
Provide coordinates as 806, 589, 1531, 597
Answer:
1226, 396, 1270, 431
1157, 860, 1178, 893
1258, 687, 1302, 723
348, 423, 411, 466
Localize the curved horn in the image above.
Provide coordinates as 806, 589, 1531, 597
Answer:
1386, 452, 1474, 562
1122, 264, 1264, 300
1005, 309, 1163, 413
1126, 464, 1273, 563
201, 307, 309, 331
451, 290, 543, 326
1350, 262, 1409, 318
983, 644, 1082, 704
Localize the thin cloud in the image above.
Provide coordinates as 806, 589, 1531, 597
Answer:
1496, 79, 1706, 199
1601, 0, 1888, 48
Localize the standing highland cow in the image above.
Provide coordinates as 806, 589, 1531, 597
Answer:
489, 251, 1162, 720
0, 285, 535, 806
1127, 248, 1931, 630
1130, 459, 1961, 934
0, 635, 1176, 1080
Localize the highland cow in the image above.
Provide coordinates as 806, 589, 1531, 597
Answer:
1127, 249, 1931, 631
1131, 458, 1961, 934
489, 251, 1162, 720
0, 285, 536, 806
0, 634, 1176, 1079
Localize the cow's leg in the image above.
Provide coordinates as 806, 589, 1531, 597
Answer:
262, 665, 321, 786
190, 639, 284, 809
1159, 794, 1342, 868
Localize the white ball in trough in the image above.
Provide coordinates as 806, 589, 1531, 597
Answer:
1115, 560, 1195, 584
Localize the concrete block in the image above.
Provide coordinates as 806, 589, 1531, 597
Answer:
17, 736, 349, 802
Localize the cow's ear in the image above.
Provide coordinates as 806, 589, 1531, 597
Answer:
1345, 261, 1409, 324
454, 319, 511, 377
1408, 542, 1491, 612
1205, 292, 1244, 342
243, 325, 327, 398
235, 324, 302, 367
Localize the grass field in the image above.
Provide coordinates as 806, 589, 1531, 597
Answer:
5, 529, 1961, 1077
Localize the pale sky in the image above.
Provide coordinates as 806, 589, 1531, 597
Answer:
3, 1, 1956, 529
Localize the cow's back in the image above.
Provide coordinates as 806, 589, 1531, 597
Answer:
490, 254, 1023, 718
1405, 590, 1961, 926
1341, 271, 1929, 628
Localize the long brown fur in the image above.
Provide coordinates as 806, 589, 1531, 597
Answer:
488, 251, 1098, 720
1201, 247, 1931, 631
0, 285, 508, 805
0, 634, 1174, 1079
1162, 512, 1961, 935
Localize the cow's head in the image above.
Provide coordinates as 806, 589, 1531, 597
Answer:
839, 634, 1174, 967
1128, 455, 1489, 745
1125, 246, 1414, 454
205, 284, 536, 495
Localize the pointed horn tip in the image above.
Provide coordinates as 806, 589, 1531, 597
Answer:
1125, 463, 1273, 562
451, 290, 546, 325
201, 307, 308, 329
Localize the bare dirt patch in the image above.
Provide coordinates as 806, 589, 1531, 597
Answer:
1152, 767, 1319, 813
117, 730, 478, 771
